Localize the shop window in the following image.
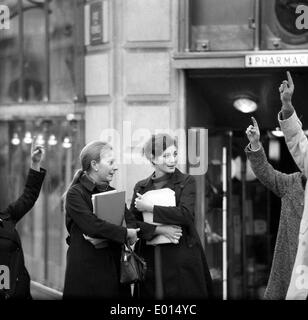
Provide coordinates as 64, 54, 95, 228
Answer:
190, 0, 254, 51
0, 0, 20, 102
49, 0, 75, 101
0, 0, 83, 103
0, 117, 85, 291
190, 0, 255, 51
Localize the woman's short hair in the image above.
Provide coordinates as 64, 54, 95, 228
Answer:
143, 133, 177, 161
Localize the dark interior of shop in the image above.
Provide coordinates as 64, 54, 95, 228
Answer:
186, 68, 308, 130
186, 68, 304, 298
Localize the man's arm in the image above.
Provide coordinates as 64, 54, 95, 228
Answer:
245, 117, 291, 197
3, 168, 46, 223
278, 72, 308, 176
3, 139, 46, 223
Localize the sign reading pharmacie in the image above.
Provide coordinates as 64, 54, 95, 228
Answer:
245, 53, 308, 68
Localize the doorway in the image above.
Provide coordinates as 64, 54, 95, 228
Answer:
186, 69, 299, 299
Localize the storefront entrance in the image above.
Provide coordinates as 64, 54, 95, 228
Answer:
187, 69, 301, 299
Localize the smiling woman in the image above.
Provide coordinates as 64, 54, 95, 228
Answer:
62, 140, 140, 299
130, 133, 213, 299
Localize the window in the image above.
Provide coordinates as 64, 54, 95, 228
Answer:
188, 0, 255, 51
0, 117, 85, 291
0, 0, 83, 103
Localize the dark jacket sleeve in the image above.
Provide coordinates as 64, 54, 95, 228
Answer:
153, 175, 196, 227
3, 168, 46, 223
245, 143, 294, 198
66, 186, 127, 244
128, 186, 157, 241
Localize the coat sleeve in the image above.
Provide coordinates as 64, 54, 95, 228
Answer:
152, 175, 196, 227
128, 186, 157, 241
279, 110, 308, 177
3, 168, 46, 223
245, 143, 293, 198
66, 186, 127, 244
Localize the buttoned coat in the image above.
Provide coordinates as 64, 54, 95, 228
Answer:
130, 168, 213, 299
63, 173, 135, 299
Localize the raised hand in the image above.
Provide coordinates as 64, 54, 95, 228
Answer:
246, 117, 261, 151
30, 136, 44, 171
279, 71, 294, 108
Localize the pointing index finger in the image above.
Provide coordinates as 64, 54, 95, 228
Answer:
31, 135, 36, 154
287, 71, 294, 89
251, 116, 259, 129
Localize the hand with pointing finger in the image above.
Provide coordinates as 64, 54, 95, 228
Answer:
246, 117, 261, 151
279, 71, 295, 118
30, 136, 45, 172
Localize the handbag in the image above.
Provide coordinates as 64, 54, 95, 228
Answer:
120, 243, 147, 284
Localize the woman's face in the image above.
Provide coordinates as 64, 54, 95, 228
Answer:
153, 144, 178, 176
94, 149, 118, 183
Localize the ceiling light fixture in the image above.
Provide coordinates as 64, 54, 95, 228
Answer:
271, 127, 284, 138
11, 133, 20, 146
233, 96, 258, 113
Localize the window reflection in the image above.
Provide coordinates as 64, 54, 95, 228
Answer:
190, 0, 254, 51
49, 0, 75, 101
0, 0, 80, 103
0, 0, 20, 102
21, 3, 45, 102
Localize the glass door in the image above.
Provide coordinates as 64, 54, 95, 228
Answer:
190, 130, 272, 299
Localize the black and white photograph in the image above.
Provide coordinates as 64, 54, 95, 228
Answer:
0, 0, 308, 313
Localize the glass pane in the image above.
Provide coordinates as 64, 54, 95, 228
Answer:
193, 131, 272, 299
23, 1, 46, 101
49, 0, 75, 101
0, 122, 10, 210
0, 1, 20, 102
261, 0, 308, 50
230, 137, 271, 299
190, 0, 254, 51
204, 135, 224, 299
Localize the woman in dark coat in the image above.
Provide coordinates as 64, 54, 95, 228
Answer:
131, 133, 213, 299
0, 142, 45, 299
62, 141, 141, 299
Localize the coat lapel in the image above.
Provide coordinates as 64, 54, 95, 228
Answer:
137, 168, 186, 205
